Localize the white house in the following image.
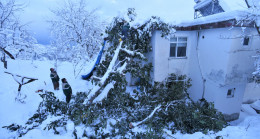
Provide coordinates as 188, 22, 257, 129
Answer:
150, 0, 260, 121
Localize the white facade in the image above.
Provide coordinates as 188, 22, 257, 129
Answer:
150, 27, 260, 120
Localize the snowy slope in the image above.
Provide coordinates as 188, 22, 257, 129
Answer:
0, 59, 92, 138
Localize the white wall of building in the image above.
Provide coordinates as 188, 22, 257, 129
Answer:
244, 83, 260, 103
152, 31, 171, 82
151, 27, 260, 119
226, 27, 260, 84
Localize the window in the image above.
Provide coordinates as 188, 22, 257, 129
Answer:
243, 37, 250, 46
227, 88, 235, 98
170, 37, 187, 58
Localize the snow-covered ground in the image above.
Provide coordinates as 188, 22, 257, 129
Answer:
0, 59, 260, 139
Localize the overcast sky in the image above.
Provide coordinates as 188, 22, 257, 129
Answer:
20, 0, 195, 44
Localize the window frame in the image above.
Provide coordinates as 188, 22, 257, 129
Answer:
227, 88, 235, 98
169, 36, 188, 58
243, 37, 250, 46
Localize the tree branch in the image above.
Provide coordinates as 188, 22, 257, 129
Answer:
0, 47, 15, 59
130, 104, 162, 128
84, 41, 123, 104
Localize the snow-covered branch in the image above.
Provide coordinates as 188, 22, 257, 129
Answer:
49, 0, 105, 77
116, 61, 128, 74
121, 48, 146, 59
131, 104, 162, 127
84, 41, 123, 104
92, 82, 115, 103
0, 0, 36, 65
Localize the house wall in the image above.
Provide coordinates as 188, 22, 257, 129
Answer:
193, 27, 260, 119
243, 83, 260, 103
151, 27, 260, 120
219, 28, 260, 118
151, 31, 171, 82
226, 27, 259, 84
151, 30, 204, 101
193, 28, 241, 119
231, 28, 260, 104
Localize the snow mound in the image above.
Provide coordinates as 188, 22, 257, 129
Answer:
241, 104, 258, 115
251, 100, 260, 113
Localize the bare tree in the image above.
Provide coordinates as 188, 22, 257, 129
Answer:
49, 0, 105, 77
0, 0, 36, 69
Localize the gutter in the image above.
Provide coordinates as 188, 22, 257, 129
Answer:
195, 31, 206, 99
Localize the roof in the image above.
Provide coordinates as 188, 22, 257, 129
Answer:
177, 0, 260, 30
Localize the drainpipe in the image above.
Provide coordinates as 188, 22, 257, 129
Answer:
196, 31, 206, 99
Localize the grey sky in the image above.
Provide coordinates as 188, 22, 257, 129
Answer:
20, 0, 195, 44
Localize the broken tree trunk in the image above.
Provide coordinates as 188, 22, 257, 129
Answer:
1, 53, 7, 69
4, 71, 38, 103
0, 47, 15, 59
1, 47, 15, 69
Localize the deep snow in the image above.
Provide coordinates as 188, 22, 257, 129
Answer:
0, 59, 260, 139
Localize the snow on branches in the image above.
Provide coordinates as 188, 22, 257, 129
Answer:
0, 0, 36, 67
49, 0, 106, 74
49, 0, 106, 77
83, 8, 174, 105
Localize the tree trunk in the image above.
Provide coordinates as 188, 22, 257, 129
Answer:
1, 54, 7, 69
18, 84, 22, 92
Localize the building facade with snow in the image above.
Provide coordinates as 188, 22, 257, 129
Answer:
149, 0, 260, 121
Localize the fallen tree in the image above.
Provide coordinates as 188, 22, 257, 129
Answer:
4, 71, 38, 103
3, 9, 227, 138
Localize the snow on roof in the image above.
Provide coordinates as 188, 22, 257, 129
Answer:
178, 10, 250, 27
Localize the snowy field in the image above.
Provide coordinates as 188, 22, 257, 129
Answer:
0, 59, 260, 139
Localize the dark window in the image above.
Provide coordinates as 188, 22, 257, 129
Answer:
227, 88, 235, 98
177, 47, 186, 57
170, 44, 176, 57
243, 37, 250, 45
170, 37, 187, 58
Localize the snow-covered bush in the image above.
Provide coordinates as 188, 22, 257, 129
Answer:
3, 74, 226, 138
